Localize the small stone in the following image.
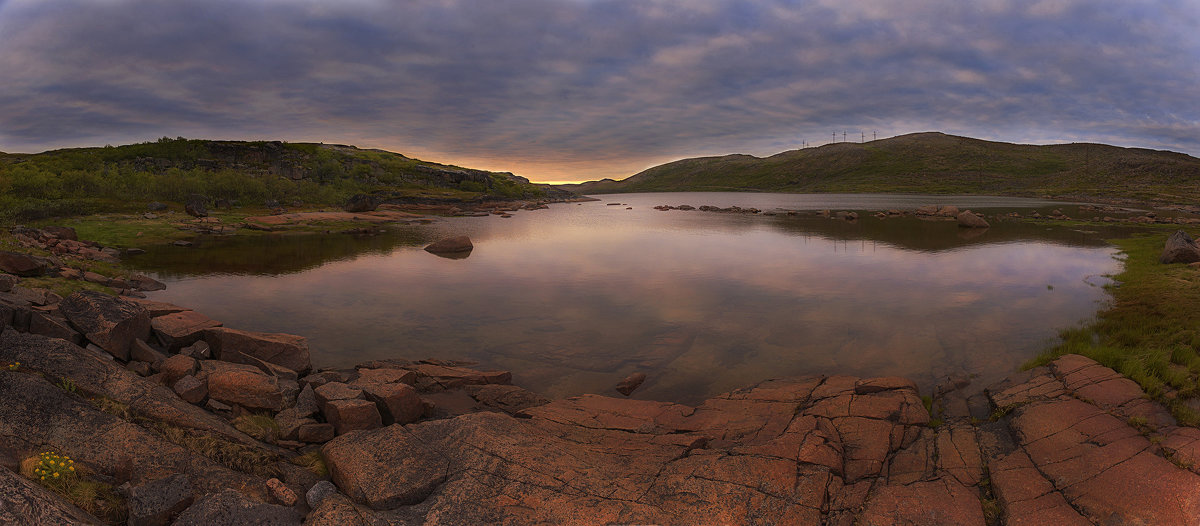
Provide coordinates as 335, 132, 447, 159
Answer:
352, 367, 417, 386
294, 384, 320, 418
265, 478, 298, 506
298, 423, 336, 443
131, 338, 167, 368
0, 273, 18, 292
324, 399, 382, 435
173, 375, 208, 404
206, 366, 284, 411
301, 371, 345, 389
306, 480, 338, 508
275, 408, 316, 440
160, 354, 198, 385
179, 340, 211, 359
205, 399, 232, 412
314, 382, 364, 412
151, 310, 221, 351
126, 360, 153, 376
361, 383, 423, 425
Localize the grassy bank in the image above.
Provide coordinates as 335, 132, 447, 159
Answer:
1030, 230, 1200, 424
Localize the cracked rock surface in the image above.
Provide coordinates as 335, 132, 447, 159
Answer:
321, 355, 1200, 525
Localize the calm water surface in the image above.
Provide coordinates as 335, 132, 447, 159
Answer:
130, 193, 1122, 403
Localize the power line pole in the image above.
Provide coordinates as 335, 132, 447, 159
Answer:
873, 131, 877, 141
843, 131, 847, 142
861, 132, 865, 143
833, 132, 836, 143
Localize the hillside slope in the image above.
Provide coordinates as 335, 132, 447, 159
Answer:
0, 138, 569, 219
565, 132, 1200, 202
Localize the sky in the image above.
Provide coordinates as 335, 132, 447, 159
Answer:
1, 0, 1197, 183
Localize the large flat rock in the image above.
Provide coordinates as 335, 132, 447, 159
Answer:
987, 354, 1200, 524
323, 374, 950, 524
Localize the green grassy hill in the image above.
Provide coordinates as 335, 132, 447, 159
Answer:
564, 132, 1200, 202
0, 138, 562, 220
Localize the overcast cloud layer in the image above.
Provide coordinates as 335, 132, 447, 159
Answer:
1, 0, 1197, 182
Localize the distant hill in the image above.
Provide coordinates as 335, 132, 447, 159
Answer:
563, 132, 1200, 202
0, 138, 571, 219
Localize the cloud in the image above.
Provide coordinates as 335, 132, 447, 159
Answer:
1, 0, 1197, 181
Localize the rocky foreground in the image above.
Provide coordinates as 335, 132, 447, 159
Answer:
3, 287, 1200, 526
5, 225, 1200, 524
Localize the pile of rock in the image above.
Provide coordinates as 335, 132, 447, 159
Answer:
2, 226, 165, 296
9, 225, 121, 264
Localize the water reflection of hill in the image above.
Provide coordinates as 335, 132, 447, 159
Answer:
766, 214, 1137, 252
126, 228, 430, 277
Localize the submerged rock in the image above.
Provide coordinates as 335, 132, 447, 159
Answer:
1159, 230, 1200, 264
615, 372, 647, 396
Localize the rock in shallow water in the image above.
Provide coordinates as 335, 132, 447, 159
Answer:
423, 236, 473, 255
615, 372, 647, 396
956, 210, 990, 228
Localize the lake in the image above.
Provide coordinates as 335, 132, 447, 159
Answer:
128, 192, 1125, 403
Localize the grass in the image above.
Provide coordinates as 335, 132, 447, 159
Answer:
232, 414, 281, 442
1028, 231, 1200, 425
153, 422, 282, 478
291, 450, 329, 477
90, 396, 133, 420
